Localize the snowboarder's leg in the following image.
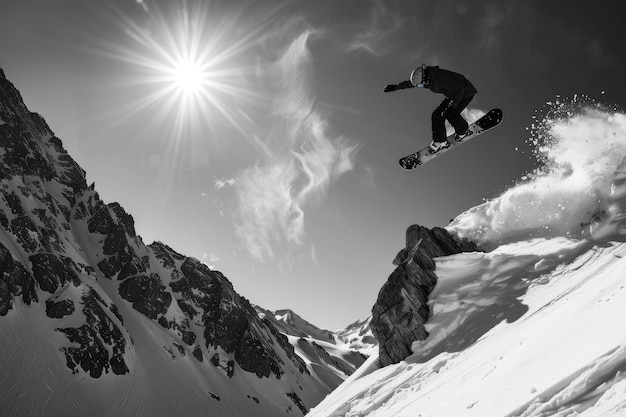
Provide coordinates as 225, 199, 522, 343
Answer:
446, 95, 474, 136
431, 99, 452, 143
430, 99, 454, 153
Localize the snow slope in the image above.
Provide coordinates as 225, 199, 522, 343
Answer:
309, 100, 626, 416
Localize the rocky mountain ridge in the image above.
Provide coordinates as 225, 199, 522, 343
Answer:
0, 68, 363, 417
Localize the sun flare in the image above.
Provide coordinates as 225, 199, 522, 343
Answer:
171, 59, 205, 96
105, 0, 276, 149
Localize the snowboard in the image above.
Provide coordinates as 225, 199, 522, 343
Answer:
399, 108, 503, 170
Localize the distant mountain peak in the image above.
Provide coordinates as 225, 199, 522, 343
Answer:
255, 306, 336, 343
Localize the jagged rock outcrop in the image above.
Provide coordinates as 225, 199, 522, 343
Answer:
371, 225, 479, 367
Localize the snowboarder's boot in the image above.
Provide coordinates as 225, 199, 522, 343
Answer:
429, 140, 450, 153
454, 130, 470, 141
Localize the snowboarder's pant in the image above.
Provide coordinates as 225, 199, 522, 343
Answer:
431, 95, 475, 143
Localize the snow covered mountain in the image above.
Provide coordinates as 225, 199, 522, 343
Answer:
310, 100, 626, 416
255, 307, 375, 357
254, 307, 369, 391
0, 68, 365, 417
256, 307, 337, 343
334, 316, 377, 356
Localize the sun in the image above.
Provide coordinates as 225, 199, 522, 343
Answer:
106, 0, 269, 138
171, 59, 205, 96
97, 0, 290, 170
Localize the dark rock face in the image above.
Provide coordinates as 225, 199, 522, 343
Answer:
0, 242, 37, 315
30, 254, 80, 293
57, 289, 129, 377
119, 274, 172, 320
45, 298, 75, 318
158, 243, 307, 379
371, 225, 478, 367
286, 391, 308, 415
88, 202, 147, 280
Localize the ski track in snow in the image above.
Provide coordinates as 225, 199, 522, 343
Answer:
510, 345, 626, 417
310, 104, 626, 417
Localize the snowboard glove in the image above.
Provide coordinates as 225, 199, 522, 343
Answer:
383, 84, 397, 92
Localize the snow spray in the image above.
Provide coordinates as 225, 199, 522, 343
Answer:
448, 96, 626, 247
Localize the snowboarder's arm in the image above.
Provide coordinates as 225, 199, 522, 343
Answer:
383, 80, 414, 92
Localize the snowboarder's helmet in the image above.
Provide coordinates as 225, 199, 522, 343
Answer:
410, 65, 426, 87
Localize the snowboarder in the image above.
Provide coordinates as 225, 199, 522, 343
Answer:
383, 65, 477, 153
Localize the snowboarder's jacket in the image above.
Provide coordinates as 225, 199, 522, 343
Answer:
396, 66, 477, 109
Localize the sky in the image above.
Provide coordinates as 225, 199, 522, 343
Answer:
1, 0, 625, 330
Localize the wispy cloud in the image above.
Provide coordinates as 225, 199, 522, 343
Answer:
234, 28, 359, 263
475, 4, 510, 54
201, 252, 220, 269
344, 0, 407, 56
